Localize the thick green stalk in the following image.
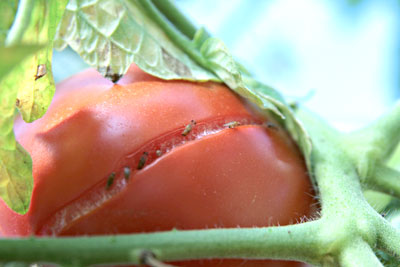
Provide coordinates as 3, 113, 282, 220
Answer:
5, 0, 35, 46
138, 0, 211, 71
150, 0, 199, 40
342, 101, 400, 179
0, 222, 322, 266
376, 217, 400, 258
296, 109, 388, 261
338, 237, 383, 267
365, 164, 400, 199
297, 109, 367, 215
357, 101, 400, 160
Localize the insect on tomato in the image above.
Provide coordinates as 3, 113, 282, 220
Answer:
0, 64, 316, 266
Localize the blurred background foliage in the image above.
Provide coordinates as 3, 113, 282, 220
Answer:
0, 0, 18, 44
51, 0, 400, 131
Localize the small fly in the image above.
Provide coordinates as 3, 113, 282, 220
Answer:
223, 121, 241, 129
137, 152, 149, 170
182, 120, 196, 136
123, 167, 131, 180
265, 122, 279, 130
106, 172, 116, 189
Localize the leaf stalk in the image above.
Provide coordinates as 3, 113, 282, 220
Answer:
0, 222, 322, 265
5, 0, 35, 46
365, 164, 400, 199
139, 0, 211, 72
338, 237, 383, 267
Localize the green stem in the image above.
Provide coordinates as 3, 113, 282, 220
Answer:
376, 217, 400, 258
360, 101, 400, 159
139, 0, 211, 71
342, 101, 400, 179
297, 109, 366, 215
296, 109, 387, 261
365, 164, 400, 199
0, 222, 322, 266
150, 0, 200, 40
5, 0, 35, 46
338, 238, 383, 267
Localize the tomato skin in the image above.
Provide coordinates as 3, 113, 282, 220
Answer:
0, 65, 315, 266
47, 125, 312, 235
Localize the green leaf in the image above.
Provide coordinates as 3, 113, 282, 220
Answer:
0, 45, 38, 216
0, 143, 33, 215
0, 0, 68, 214
0, 45, 42, 215
262, 95, 313, 170
0, 81, 30, 215
55, 0, 218, 82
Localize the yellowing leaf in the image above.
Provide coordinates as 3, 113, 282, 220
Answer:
0, 45, 42, 79
0, 0, 67, 214
11, 0, 68, 123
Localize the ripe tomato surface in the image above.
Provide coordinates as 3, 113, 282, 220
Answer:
0, 65, 315, 266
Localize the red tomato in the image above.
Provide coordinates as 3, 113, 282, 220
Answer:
0, 65, 315, 266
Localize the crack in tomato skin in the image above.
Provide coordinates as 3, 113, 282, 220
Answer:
124, 115, 262, 174
39, 123, 314, 237
37, 116, 264, 235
